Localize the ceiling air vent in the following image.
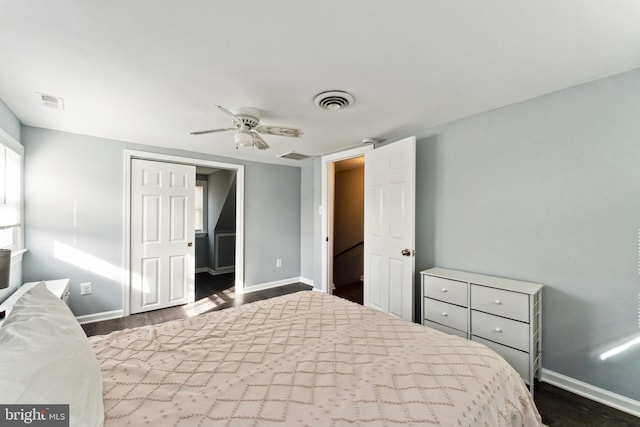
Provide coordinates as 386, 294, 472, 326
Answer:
313, 90, 354, 111
39, 93, 64, 110
278, 151, 312, 161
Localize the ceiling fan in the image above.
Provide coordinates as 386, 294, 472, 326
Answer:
191, 105, 303, 150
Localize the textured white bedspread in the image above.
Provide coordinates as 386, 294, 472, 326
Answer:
90, 291, 542, 426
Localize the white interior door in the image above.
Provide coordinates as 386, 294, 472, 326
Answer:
130, 159, 195, 314
363, 136, 416, 321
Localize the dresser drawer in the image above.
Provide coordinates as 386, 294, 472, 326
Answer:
471, 284, 529, 322
424, 276, 467, 306
472, 336, 530, 382
424, 298, 468, 332
471, 310, 529, 352
424, 320, 468, 339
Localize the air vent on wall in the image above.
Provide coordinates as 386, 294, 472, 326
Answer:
313, 90, 354, 110
278, 151, 312, 161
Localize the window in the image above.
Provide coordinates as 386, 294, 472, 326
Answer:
195, 180, 207, 235
0, 134, 23, 252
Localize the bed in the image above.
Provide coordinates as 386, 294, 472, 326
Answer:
1, 282, 542, 426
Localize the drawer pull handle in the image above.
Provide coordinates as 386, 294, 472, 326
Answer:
441, 288, 448, 293
441, 312, 448, 317
493, 300, 502, 305
494, 327, 503, 333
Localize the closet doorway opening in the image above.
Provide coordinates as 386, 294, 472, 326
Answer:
194, 167, 237, 302
124, 150, 245, 317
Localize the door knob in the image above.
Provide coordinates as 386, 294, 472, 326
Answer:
401, 249, 411, 256
188, 242, 193, 247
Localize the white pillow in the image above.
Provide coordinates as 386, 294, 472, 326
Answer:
0, 282, 104, 427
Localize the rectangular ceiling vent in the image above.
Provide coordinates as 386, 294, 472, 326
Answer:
277, 152, 312, 161
40, 93, 64, 110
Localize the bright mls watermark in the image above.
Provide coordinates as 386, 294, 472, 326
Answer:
0, 405, 69, 426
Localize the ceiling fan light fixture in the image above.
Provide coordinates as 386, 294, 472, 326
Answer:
192, 105, 302, 151
234, 131, 254, 147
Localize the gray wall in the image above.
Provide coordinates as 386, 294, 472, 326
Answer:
21, 125, 301, 316
407, 68, 640, 401
299, 159, 315, 282
207, 170, 236, 271
333, 166, 364, 255
214, 175, 236, 232
207, 170, 235, 233
194, 171, 237, 271
0, 97, 20, 142
194, 235, 209, 270
194, 174, 209, 270
333, 165, 364, 286
244, 162, 301, 285
306, 157, 324, 289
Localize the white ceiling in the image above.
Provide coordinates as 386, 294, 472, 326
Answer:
1, 1, 639, 166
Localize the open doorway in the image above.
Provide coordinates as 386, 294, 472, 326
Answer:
321, 138, 415, 320
321, 144, 372, 299
331, 156, 364, 305
194, 167, 237, 301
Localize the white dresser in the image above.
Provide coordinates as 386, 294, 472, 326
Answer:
421, 267, 542, 394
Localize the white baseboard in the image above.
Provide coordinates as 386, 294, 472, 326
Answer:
195, 267, 235, 275
299, 277, 314, 286
210, 269, 234, 276
541, 368, 640, 418
207, 267, 235, 276
76, 309, 124, 325
239, 277, 313, 295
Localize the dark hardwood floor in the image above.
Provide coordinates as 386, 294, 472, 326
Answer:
194, 271, 235, 301
81, 272, 312, 337
535, 381, 640, 426
333, 280, 363, 305
81, 274, 640, 426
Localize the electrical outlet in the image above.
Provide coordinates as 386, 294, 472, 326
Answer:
80, 282, 92, 295
276, 258, 282, 268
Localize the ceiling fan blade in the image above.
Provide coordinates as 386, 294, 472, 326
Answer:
255, 124, 303, 138
251, 132, 270, 150
216, 105, 242, 126
190, 127, 236, 135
